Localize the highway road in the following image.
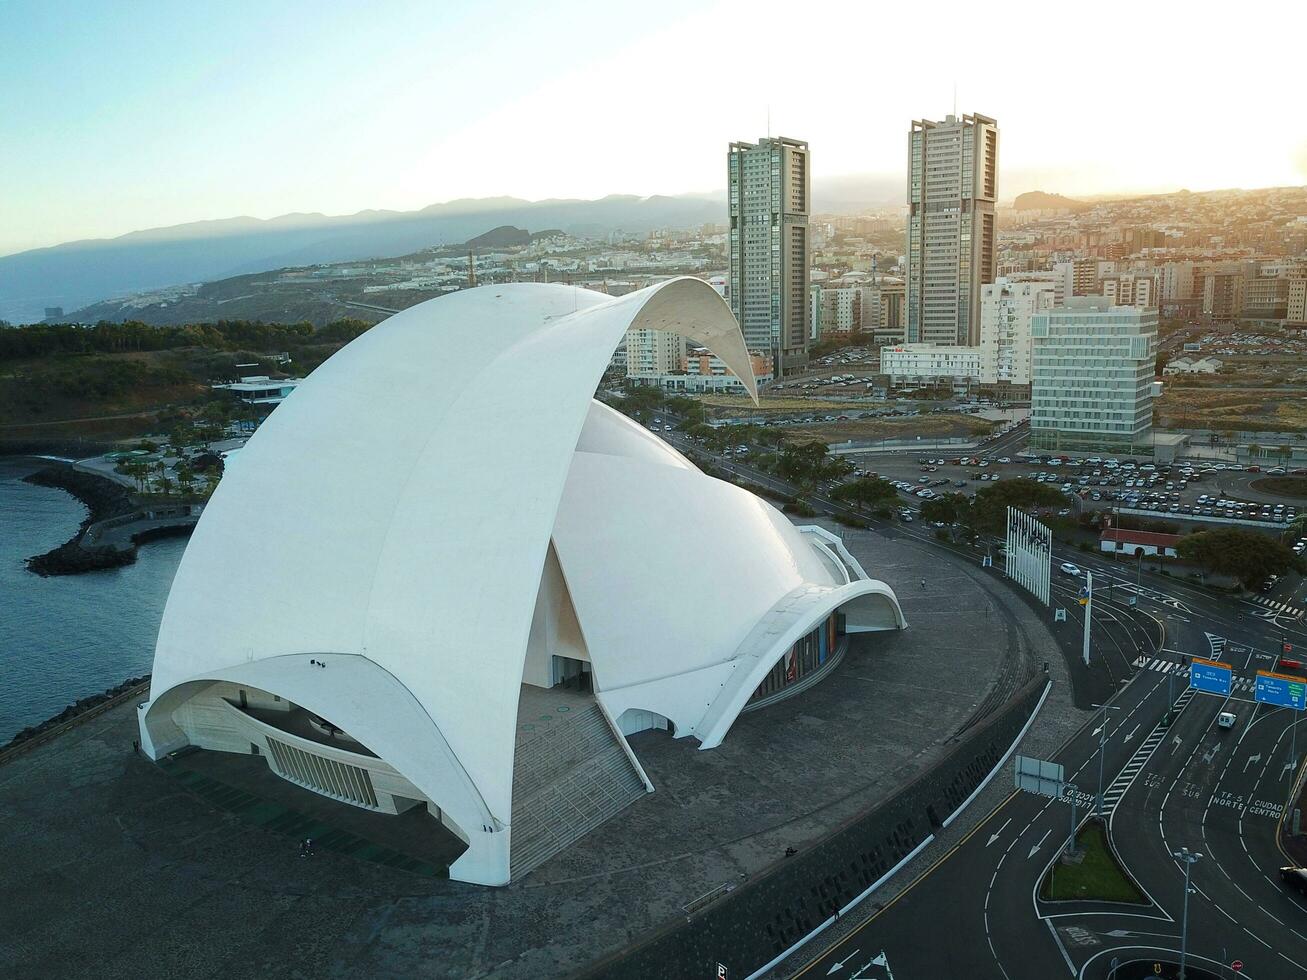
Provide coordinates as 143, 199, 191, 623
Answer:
786, 547, 1307, 979
642, 401, 1307, 977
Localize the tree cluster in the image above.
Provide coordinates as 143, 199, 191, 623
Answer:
1176, 528, 1304, 589
830, 476, 899, 511
0, 318, 373, 361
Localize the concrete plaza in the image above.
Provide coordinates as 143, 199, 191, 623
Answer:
0, 527, 1054, 979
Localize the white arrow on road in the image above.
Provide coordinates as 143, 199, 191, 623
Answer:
1124, 724, 1140, 742
850, 952, 892, 980
987, 817, 1012, 847
1092, 725, 1104, 738
1028, 828, 1052, 859
1104, 928, 1179, 940
1244, 753, 1263, 773
827, 949, 860, 975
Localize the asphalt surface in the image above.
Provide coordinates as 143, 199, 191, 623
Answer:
783, 542, 1307, 980
654, 413, 1307, 978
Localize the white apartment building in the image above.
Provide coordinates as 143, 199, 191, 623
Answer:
1158, 261, 1195, 302
1100, 272, 1158, 308
1006, 271, 1066, 306
812, 286, 873, 335
906, 113, 999, 346
978, 278, 1057, 387
624, 326, 685, 379
1030, 298, 1157, 453
880, 343, 981, 386
1289, 275, 1307, 326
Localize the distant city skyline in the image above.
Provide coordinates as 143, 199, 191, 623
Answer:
2, 0, 1305, 256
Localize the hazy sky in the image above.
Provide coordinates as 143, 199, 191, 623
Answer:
2, 0, 1305, 256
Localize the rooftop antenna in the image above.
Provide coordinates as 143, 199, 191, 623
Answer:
767, 104, 771, 138
952, 80, 958, 118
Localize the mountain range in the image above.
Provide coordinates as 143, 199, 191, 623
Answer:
0, 174, 905, 324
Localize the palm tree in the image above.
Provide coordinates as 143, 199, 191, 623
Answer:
176, 464, 195, 497
123, 459, 148, 493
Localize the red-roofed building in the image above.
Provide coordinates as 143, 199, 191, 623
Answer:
1100, 527, 1181, 558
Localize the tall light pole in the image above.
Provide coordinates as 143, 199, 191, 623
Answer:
1082, 570, 1094, 667
1092, 703, 1121, 817
1174, 846, 1202, 979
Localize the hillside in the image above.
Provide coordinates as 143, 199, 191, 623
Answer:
0, 320, 371, 442
1012, 191, 1089, 212
0, 195, 722, 324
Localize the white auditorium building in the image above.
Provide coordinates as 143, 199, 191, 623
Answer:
137, 278, 906, 886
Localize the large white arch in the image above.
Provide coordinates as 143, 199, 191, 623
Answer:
139, 278, 903, 885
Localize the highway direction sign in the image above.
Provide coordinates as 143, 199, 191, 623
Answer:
1190, 658, 1233, 697
1255, 670, 1307, 710
1015, 755, 1064, 799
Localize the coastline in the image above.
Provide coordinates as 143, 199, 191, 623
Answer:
1, 674, 150, 754
22, 463, 141, 576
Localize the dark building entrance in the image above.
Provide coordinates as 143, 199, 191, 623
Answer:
552, 656, 593, 693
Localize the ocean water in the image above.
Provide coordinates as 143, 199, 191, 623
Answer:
0, 458, 186, 742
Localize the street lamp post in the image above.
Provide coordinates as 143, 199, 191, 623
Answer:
1083, 570, 1094, 667
1094, 703, 1121, 817
1174, 846, 1202, 979
1166, 653, 1179, 728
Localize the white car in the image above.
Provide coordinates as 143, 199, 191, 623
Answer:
1059, 562, 1083, 576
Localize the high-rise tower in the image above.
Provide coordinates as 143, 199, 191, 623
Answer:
728, 136, 811, 375
906, 113, 998, 346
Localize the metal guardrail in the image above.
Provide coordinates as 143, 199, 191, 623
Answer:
682, 876, 745, 918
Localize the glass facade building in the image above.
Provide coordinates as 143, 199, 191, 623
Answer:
1029, 298, 1157, 454
906, 113, 999, 347
728, 136, 811, 376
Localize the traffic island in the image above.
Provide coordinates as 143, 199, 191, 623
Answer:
1040, 819, 1146, 903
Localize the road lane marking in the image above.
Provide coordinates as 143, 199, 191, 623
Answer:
1028, 828, 1052, 859
986, 817, 1011, 847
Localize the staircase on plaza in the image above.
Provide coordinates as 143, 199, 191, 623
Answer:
509, 699, 647, 880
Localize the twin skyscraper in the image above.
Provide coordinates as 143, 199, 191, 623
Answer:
727, 113, 999, 377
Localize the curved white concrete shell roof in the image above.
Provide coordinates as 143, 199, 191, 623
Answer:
138, 278, 904, 885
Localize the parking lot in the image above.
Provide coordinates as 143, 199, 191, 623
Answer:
850, 451, 1301, 531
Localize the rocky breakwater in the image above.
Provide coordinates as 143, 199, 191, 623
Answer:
22, 464, 199, 576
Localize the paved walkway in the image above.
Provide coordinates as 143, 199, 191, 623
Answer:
0, 522, 1059, 980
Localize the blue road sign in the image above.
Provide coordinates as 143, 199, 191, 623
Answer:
1255, 671, 1307, 711
1190, 658, 1233, 696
